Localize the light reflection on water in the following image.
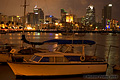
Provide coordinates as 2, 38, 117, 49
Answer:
0, 32, 120, 80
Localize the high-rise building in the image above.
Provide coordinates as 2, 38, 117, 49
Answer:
0, 13, 1, 22
85, 5, 96, 27
33, 5, 44, 24
102, 4, 112, 28
27, 12, 34, 26
61, 9, 67, 22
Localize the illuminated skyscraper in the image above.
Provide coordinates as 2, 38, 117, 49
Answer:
61, 9, 67, 22
102, 4, 112, 28
33, 5, 44, 24
85, 5, 96, 27
27, 12, 34, 26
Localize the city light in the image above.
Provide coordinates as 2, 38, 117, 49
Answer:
108, 4, 112, 7
55, 23, 58, 25
89, 5, 93, 10
66, 15, 73, 23
34, 13, 38, 14
49, 15, 52, 17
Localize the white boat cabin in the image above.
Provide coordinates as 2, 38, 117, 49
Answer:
29, 53, 86, 63
29, 53, 105, 63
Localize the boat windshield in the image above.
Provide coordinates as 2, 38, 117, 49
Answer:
33, 56, 42, 62
40, 57, 69, 62
31, 55, 36, 60
55, 45, 74, 53
40, 57, 51, 62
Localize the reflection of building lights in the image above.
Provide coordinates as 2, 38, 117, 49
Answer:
55, 34, 58, 36
27, 33, 30, 35
9, 37, 12, 39
55, 34, 59, 39
58, 33, 62, 36
33, 37, 35, 39
38, 33, 40, 35
17, 33, 21, 35
33, 32, 36, 35
18, 37, 21, 39
55, 36, 58, 39
50, 33, 53, 35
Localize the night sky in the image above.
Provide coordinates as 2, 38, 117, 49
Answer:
0, 0, 120, 22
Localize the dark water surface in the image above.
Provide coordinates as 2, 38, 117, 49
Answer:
0, 32, 120, 80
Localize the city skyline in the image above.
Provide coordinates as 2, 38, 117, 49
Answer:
0, 0, 120, 22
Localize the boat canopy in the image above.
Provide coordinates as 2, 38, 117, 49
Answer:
44, 39, 95, 45
21, 35, 44, 45
21, 35, 95, 45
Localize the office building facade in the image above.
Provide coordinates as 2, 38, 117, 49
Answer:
85, 5, 96, 27
102, 4, 112, 28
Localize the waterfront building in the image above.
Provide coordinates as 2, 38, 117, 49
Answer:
85, 5, 96, 29
102, 4, 112, 29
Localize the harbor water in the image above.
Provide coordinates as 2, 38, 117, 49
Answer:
0, 32, 120, 80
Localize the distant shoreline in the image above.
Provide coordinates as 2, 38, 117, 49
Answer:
0, 29, 120, 33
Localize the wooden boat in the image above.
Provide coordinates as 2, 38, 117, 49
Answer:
8, 39, 108, 77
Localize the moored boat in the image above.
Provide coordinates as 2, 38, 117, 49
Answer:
8, 53, 107, 76
8, 39, 108, 77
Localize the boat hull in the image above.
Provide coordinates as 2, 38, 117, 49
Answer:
8, 62, 107, 76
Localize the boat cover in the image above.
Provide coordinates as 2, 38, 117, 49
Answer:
21, 35, 95, 45
21, 35, 44, 45
44, 39, 95, 45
